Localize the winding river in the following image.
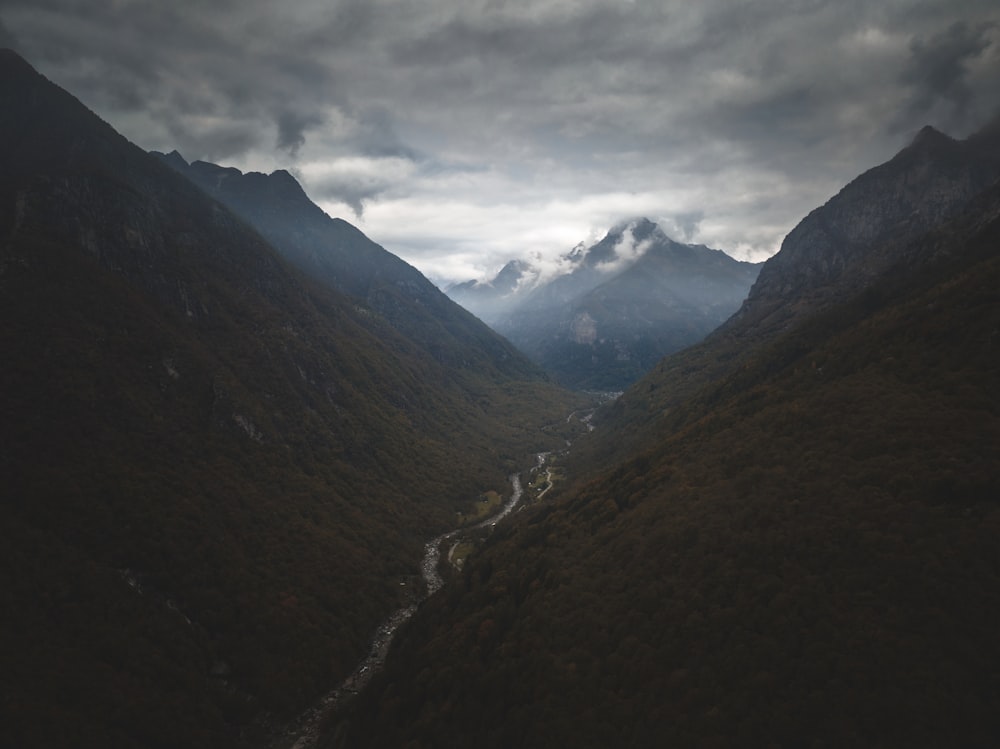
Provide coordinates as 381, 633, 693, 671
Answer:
272, 471, 528, 749
264, 404, 614, 748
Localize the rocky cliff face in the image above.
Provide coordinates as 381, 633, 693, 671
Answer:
727, 124, 1000, 338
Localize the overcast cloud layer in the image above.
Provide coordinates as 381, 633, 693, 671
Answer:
2, 0, 999, 283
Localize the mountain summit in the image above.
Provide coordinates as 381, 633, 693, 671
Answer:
724, 122, 1000, 340
449, 219, 760, 389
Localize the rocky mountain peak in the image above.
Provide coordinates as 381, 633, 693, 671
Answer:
156, 151, 540, 377
167, 157, 314, 208
609, 216, 659, 239
493, 259, 531, 292
908, 124, 954, 149
185, 158, 241, 190
239, 167, 311, 203
447, 218, 760, 389
156, 149, 189, 171
724, 119, 1000, 340
578, 217, 660, 269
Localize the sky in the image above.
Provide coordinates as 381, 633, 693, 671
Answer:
2, 0, 999, 285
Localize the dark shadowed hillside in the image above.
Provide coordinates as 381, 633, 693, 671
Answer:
332, 128, 1000, 748
153, 152, 539, 384
726, 122, 1000, 340
581, 120, 1000, 467
0, 49, 582, 748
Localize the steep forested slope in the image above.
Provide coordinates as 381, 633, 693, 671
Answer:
333, 152, 1000, 746
0, 49, 580, 747
154, 152, 538, 385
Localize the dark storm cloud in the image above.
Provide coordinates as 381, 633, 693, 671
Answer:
308, 177, 373, 217
166, 119, 260, 164
353, 109, 422, 160
898, 20, 996, 130
304, 182, 363, 216
300, 107, 426, 215
0, 15, 18, 47
3, 0, 1000, 280
392, 4, 633, 69
276, 109, 324, 156
0, 0, 346, 161
670, 211, 705, 243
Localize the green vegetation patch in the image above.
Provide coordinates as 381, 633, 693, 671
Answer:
448, 541, 478, 570
457, 491, 503, 526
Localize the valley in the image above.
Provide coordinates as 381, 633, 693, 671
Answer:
270, 418, 584, 749
2, 43, 999, 749
262, 472, 527, 749
0, 50, 586, 748
321, 119, 1000, 748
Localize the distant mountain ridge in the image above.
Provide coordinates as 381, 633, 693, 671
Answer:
447, 258, 533, 323
153, 151, 539, 380
448, 218, 760, 389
